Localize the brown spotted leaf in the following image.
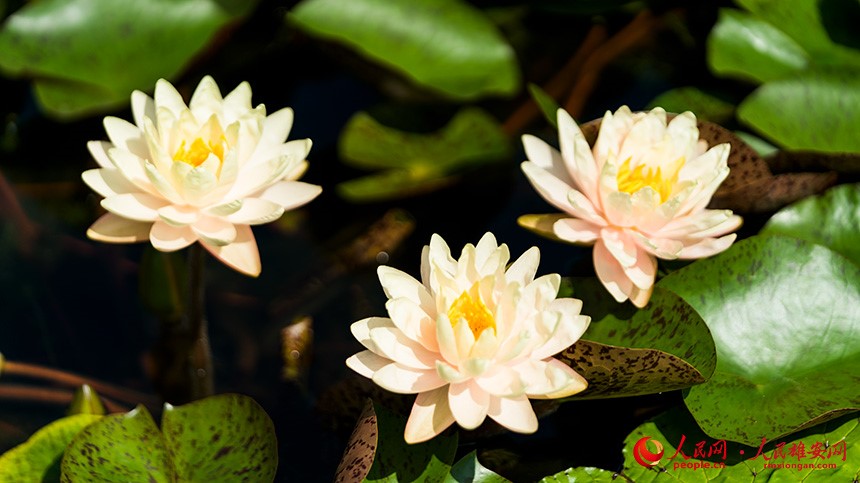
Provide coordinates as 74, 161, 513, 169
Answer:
768, 150, 860, 175
335, 400, 378, 483
559, 280, 716, 400
711, 171, 837, 212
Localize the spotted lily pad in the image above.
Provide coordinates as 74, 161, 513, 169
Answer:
556, 280, 716, 399
0, 414, 101, 482
288, 0, 520, 99
444, 451, 510, 483
659, 235, 860, 446
762, 183, 860, 266
61, 394, 277, 482
0, 0, 255, 119
337, 108, 510, 202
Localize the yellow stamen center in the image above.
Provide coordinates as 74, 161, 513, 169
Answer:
173, 137, 225, 168
616, 156, 684, 203
447, 283, 496, 339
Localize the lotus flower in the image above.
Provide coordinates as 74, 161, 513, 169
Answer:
82, 76, 321, 276
520, 107, 741, 307
346, 233, 590, 443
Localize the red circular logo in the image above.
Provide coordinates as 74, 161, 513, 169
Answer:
633, 436, 664, 468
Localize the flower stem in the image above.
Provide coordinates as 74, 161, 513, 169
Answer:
186, 243, 214, 400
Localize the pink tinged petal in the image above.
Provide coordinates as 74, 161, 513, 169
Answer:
453, 318, 476, 362
404, 386, 456, 444
593, 106, 635, 164
154, 78, 188, 116
448, 381, 490, 430
622, 246, 657, 290
82, 168, 137, 198
284, 160, 309, 182
346, 350, 391, 379
191, 216, 237, 246
677, 142, 729, 184
630, 232, 684, 259
593, 240, 633, 303
666, 111, 700, 161
101, 193, 168, 222
521, 161, 578, 215
149, 220, 197, 251
350, 317, 394, 354
506, 246, 540, 286
567, 188, 607, 226
660, 210, 741, 239
603, 190, 635, 227
200, 224, 261, 277
143, 162, 183, 204
629, 284, 654, 308
487, 395, 538, 434
557, 109, 599, 199
259, 181, 321, 211
428, 234, 457, 277
531, 299, 590, 360
87, 141, 115, 169
601, 228, 638, 267
372, 363, 446, 394
87, 213, 150, 243
618, 109, 668, 166
475, 366, 525, 398
131, 91, 155, 130
523, 359, 588, 399
630, 187, 675, 234
436, 361, 469, 384
225, 198, 285, 225
386, 298, 439, 353
553, 218, 600, 244
157, 205, 199, 226
103, 117, 148, 159
462, 358, 490, 378
678, 233, 737, 259
469, 328, 498, 362
521, 133, 573, 185
369, 325, 439, 370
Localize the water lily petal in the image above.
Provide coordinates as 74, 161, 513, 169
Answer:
345, 350, 391, 379
87, 141, 116, 169
448, 381, 490, 430
103, 117, 149, 160
154, 78, 188, 116
505, 246, 539, 287
558, 109, 599, 200
131, 91, 155, 130
552, 218, 600, 244
223, 81, 253, 120
158, 205, 199, 226
593, 239, 633, 303
475, 366, 525, 398
369, 325, 439, 370
522, 133, 573, 185
226, 198, 285, 225
404, 386, 456, 444
531, 300, 589, 360
379, 266, 436, 313
102, 193, 168, 222
520, 359, 587, 399
82, 168, 138, 198
373, 363, 446, 394
191, 216, 237, 246
259, 181, 322, 211
487, 395, 538, 434
678, 233, 737, 259
200, 224, 261, 277
150, 220, 197, 251
189, 75, 223, 122
87, 213, 151, 243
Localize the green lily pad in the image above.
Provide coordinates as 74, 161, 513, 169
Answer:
0, 414, 101, 482
556, 280, 716, 399
61, 406, 173, 482
162, 394, 278, 482
288, 0, 520, 99
68, 385, 106, 416
0, 0, 255, 119
337, 108, 510, 202
445, 451, 510, 483
659, 235, 860, 446
647, 86, 736, 124
61, 394, 278, 482
538, 467, 614, 483
762, 183, 860, 266
707, 9, 808, 84
738, 70, 860, 153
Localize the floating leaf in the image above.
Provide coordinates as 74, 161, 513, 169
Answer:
557, 281, 716, 399
162, 394, 278, 482
61, 406, 173, 482
738, 70, 860, 153
445, 451, 511, 483
68, 385, 106, 416
0, 0, 255, 118
734, 131, 778, 157
659, 236, 860, 446
0, 414, 101, 482
707, 9, 808, 83
710, 171, 837, 213
768, 150, 860, 175
334, 401, 379, 483
337, 108, 510, 202
528, 83, 560, 129
538, 467, 614, 483
762, 183, 860, 266
647, 86, 736, 124
289, 0, 520, 99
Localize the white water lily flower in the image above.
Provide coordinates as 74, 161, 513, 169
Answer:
521, 107, 742, 307
346, 233, 590, 443
82, 76, 321, 276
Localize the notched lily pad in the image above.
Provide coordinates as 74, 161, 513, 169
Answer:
0, 414, 101, 482
659, 235, 860, 446
557, 281, 716, 399
337, 108, 510, 202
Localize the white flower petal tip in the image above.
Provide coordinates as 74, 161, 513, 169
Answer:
346, 233, 591, 442
521, 106, 742, 307
82, 76, 318, 276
